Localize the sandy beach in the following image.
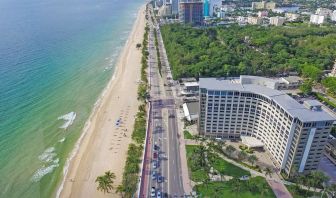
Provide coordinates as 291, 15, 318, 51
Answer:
57, 5, 146, 198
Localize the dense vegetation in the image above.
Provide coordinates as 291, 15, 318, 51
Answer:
322, 77, 336, 97
195, 176, 275, 198
161, 24, 336, 79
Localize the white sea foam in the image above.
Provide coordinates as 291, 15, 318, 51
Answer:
58, 112, 76, 129
31, 161, 59, 182
56, 51, 118, 197
32, 147, 59, 182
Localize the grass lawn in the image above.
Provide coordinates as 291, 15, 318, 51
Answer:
183, 130, 193, 139
195, 176, 275, 198
208, 152, 251, 178
186, 145, 209, 182
286, 185, 326, 198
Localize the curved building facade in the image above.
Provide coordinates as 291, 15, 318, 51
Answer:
199, 76, 335, 175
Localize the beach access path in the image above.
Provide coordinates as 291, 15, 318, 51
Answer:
57, 6, 146, 198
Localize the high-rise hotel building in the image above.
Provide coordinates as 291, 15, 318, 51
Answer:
179, 0, 204, 25
199, 76, 335, 175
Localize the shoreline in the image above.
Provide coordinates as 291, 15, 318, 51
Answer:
56, 5, 146, 198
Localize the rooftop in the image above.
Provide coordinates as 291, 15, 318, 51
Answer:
199, 76, 335, 122
282, 76, 303, 83
184, 82, 199, 87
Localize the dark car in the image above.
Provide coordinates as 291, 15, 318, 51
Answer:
154, 144, 160, 151
153, 152, 158, 159
157, 174, 164, 183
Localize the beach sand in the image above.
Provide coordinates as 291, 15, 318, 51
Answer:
58, 6, 146, 198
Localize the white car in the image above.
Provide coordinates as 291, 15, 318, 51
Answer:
156, 190, 161, 198
151, 187, 156, 197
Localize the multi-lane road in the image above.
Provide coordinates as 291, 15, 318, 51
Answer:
139, 5, 184, 198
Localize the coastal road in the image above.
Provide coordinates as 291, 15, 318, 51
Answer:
140, 4, 184, 198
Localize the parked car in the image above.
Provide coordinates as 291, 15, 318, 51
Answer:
153, 152, 158, 159
156, 189, 162, 198
151, 187, 156, 197
157, 174, 164, 183
152, 171, 157, 180
154, 144, 160, 151
153, 161, 157, 169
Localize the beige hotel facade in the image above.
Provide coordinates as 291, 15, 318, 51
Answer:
198, 76, 335, 175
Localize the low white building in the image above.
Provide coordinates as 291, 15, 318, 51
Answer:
270, 16, 285, 26
285, 13, 300, 21
281, 76, 303, 89
247, 16, 262, 25
310, 14, 325, 24
316, 8, 332, 17
182, 102, 199, 122
331, 10, 336, 21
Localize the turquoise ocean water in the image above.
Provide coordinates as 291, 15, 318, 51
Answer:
0, 0, 144, 197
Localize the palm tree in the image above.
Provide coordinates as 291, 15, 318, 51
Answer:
306, 177, 314, 197
214, 186, 222, 198
225, 145, 236, 158
247, 155, 258, 166
325, 183, 336, 198
259, 183, 269, 198
96, 171, 116, 193
310, 171, 329, 194
237, 150, 248, 162
264, 167, 272, 178
115, 185, 125, 198
202, 177, 211, 189
231, 178, 241, 197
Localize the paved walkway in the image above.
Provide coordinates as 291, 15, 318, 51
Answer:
267, 180, 293, 198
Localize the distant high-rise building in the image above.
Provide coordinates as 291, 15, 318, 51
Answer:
251, 1, 276, 10
179, 0, 204, 25
172, 0, 179, 15
204, 0, 210, 17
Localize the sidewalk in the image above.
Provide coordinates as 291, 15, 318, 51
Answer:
267, 180, 293, 198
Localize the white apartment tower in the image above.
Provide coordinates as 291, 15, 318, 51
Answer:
198, 76, 335, 176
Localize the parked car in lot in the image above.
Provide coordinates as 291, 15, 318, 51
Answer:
154, 144, 160, 151
151, 187, 156, 197
152, 171, 157, 180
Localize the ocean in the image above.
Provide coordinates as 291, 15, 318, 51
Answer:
0, 0, 144, 197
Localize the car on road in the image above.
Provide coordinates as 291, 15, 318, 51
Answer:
153, 161, 158, 169
152, 171, 157, 180
168, 113, 175, 118
154, 144, 160, 151
156, 189, 162, 198
153, 152, 158, 159
151, 187, 156, 197
157, 174, 164, 183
